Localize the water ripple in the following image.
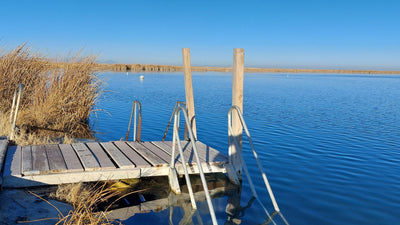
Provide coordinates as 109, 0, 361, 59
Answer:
93, 72, 400, 225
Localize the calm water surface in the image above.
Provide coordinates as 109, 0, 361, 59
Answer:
92, 72, 400, 225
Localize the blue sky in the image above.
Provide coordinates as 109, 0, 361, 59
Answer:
1, 0, 399, 70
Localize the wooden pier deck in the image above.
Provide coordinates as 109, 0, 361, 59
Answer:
0, 140, 228, 188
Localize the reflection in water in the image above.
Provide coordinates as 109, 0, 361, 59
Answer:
102, 174, 286, 224
105, 174, 237, 223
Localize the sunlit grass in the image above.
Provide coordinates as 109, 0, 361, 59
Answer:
0, 43, 100, 145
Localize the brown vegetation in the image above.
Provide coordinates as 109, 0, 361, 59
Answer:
91, 63, 400, 74
0, 44, 99, 145
46, 182, 123, 224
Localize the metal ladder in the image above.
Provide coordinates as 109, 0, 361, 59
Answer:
228, 105, 289, 225
168, 105, 219, 225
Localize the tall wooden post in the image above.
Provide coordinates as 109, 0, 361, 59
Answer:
231, 48, 244, 177
182, 48, 197, 140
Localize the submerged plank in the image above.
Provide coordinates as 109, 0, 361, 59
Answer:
32, 145, 49, 174
72, 143, 100, 171
59, 144, 84, 172
127, 142, 166, 166
86, 142, 116, 170
45, 145, 67, 173
101, 142, 135, 169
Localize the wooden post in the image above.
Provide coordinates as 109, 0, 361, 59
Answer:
231, 48, 244, 177
182, 48, 197, 140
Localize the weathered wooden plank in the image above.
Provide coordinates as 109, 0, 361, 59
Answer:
114, 141, 150, 168
59, 144, 84, 172
166, 141, 227, 163
163, 141, 202, 164
129, 142, 167, 165
193, 141, 228, 162
100, 142, 135, 169
2, 160, 227, 188
32, 145, 49, 174
0, 138, 8, 182
86, 142, 116, 170
21, 146, 34, 175
2, 168, 141, 188
45, 144, 67, 173
3, 145, 22, 178
72, 143, 100, 171
150, 141, 181, 163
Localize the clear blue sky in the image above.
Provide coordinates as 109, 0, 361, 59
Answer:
1, 0, 399, 70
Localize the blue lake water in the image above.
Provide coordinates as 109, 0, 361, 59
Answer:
92, 72, 400, 225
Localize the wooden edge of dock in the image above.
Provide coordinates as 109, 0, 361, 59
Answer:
0, 137, 8, 187
0, 140, 229, 188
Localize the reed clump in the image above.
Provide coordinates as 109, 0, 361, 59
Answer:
0, 44, 100, 145
47, 182, 122, 224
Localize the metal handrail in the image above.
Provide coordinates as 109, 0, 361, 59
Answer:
228, 105, 289, 225
162, 101, 187, 141
170, 106, 218, 225
10, 84, 23, 141
125, 100, 142, 142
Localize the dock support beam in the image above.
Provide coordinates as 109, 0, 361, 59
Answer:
230, 48, 244, 179
182, 48, 197, 140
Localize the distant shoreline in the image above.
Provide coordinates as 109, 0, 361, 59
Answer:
61, 63, 400, 74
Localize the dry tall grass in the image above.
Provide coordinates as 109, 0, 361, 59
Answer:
45, 182, 122, 224
0, 44, 100, 145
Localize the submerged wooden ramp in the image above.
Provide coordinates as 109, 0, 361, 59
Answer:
0, 141, 228, 188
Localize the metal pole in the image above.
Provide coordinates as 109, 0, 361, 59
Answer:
233, 106, 280, 212
133, 103, 137, 141
125, 101, 135, 141
177, 106, 218, 225
10, 88, 17, 124
10, 84, 23, 140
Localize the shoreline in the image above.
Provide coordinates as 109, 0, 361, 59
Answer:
89, 63, 400, 74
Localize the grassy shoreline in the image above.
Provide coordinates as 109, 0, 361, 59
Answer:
0, 44, 99, 145
90, 63, 400, 74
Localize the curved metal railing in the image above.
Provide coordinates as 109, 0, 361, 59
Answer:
169, 105, 218, 225
162, 101, 187, 141
125, 100, 142, 142
228, 105, 289, 225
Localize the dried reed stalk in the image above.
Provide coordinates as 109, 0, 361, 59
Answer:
0, 44, 100, 145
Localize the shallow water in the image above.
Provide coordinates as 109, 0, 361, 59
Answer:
92, 72, 400, 224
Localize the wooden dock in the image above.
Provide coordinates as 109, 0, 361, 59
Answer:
0, 140, 228, 188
